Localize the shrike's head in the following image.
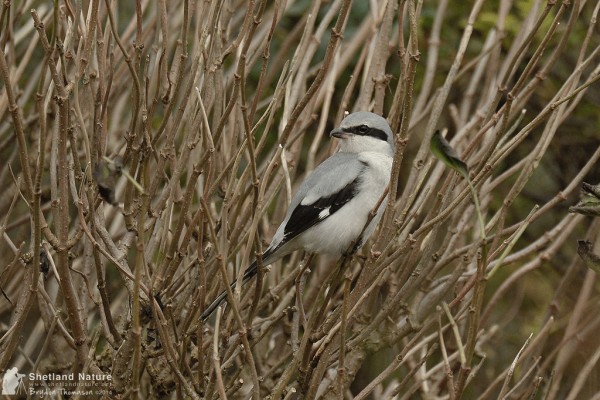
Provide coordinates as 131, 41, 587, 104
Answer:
330, 112, 395, 156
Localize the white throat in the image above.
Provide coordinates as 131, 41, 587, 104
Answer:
337, 135, 394, 157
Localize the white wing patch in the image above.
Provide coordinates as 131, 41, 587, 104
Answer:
319, 207, 331, 220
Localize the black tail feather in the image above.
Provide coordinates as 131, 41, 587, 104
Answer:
200, 247, 279, 321
199, 289, 229, 321
200, 258, 261, 321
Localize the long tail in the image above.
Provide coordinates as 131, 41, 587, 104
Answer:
200, 249, 273, 321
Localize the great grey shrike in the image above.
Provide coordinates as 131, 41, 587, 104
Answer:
201, 111, 395, 320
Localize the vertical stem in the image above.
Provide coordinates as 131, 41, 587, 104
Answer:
32, 9, 89, 373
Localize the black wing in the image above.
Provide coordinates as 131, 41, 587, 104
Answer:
280, 176, 361, 245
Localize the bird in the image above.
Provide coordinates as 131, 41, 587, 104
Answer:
201, 111, 395, 321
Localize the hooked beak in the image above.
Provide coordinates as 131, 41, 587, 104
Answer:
330, 128, 351, 139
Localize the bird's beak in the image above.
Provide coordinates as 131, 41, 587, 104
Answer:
330, 128, 350, 139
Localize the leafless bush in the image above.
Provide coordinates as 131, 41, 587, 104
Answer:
1, 0, 600, 399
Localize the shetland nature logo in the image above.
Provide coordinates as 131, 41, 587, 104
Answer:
2, 367, 26, 395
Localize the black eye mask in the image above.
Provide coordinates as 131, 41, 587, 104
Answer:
346, 124, 389, 142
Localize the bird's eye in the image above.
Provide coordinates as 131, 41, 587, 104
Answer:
358, 125, 369, 134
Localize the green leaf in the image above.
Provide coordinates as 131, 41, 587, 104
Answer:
430, 130, 469, 179
431, 130, 486, 239
569, 182, 600, 217
94, 157, 123, 205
